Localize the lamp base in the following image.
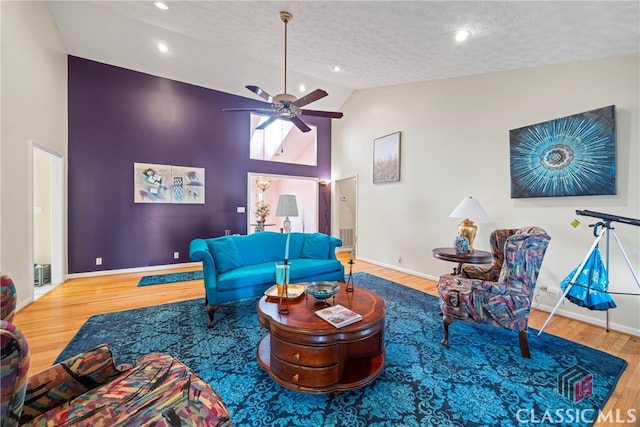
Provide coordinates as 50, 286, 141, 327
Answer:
457, 219, 477, 252
283, 216, 291, 233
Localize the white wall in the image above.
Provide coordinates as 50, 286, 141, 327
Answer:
33, 148, 51, 264
1, 1, 68, 308
332, 55, 639, 335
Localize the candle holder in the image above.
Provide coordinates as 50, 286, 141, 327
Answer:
346, 259, 355, 292
277, 261, 290, 314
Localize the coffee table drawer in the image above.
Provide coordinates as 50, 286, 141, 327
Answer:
271, 356, 340, 388
271, 335, 339, 367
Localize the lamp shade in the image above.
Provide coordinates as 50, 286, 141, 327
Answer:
276, 195, 298, 217
449, 197, 489, 221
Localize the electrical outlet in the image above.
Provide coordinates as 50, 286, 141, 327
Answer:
95, 257, 102, 265
547, 287, 561, 296
174, 252, 179, 259
237, 207, 245, 213
537, 286, 561, 297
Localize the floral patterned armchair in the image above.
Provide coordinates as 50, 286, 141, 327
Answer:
461, 229, 517, 281
437, 227, 551, 358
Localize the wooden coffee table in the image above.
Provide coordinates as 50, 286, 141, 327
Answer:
256, 282, 386, 394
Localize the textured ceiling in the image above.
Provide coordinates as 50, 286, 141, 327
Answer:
47, 1, 639, 111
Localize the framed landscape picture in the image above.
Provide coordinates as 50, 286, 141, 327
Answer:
373, 131, 401, 183
509, 105, 616, 198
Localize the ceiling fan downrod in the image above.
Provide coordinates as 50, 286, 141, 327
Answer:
281, 11, 292, 96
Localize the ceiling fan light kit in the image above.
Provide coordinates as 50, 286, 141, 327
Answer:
222, 11, 343, 132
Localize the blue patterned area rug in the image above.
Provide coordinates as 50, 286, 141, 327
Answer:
58, 273, 626, 427
137, 270, 203, 286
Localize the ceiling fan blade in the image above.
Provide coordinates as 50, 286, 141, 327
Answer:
256, 116, 277, 130
246, 85, 273, 103
222, 108, 274, 115
300, 109, 344, 119
292, 89, 328, 108
289, 116, 312, 133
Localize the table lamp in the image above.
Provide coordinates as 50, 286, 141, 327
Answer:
449, 196, 489, 252
276, 194, 298, 233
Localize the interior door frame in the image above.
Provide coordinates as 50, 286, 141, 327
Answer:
31, 143, 65, 288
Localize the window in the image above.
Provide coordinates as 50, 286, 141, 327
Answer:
249, 114, 317, 166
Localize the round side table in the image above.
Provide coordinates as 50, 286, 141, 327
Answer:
432, 247, 492, 275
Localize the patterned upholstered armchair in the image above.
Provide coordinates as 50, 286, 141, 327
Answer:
1, 274, 17, 323
437, 227, 551, 358
0, 275, 232, 427
461, 229, 517, 281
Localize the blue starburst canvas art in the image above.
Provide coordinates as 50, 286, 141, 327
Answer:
509, 105, 616, 198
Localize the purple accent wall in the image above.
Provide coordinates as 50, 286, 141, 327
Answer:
68, 56, 332, 273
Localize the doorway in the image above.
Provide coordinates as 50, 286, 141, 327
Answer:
32, 145, 64, 299
247, 173, 319, 234
334, 176, 357, 252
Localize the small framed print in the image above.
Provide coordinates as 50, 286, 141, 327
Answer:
373, 131, 401, 183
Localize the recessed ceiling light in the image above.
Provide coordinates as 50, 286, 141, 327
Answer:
156, 42, 169, 53
153, 1, 169, 10
455, 30, 471, 42
298, 84, 306, 93
331, 65, 341, 72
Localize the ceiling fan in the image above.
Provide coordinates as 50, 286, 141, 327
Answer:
223, 11, 343, 133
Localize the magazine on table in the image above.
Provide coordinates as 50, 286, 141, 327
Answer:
315, 304, 362, 328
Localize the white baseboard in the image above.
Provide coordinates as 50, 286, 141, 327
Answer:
356, 257, 639, 337
66, 262, 201, 280
354, 256, 440, 282
531, 302, 640, 337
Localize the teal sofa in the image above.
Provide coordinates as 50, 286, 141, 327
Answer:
189, 231, 344, 327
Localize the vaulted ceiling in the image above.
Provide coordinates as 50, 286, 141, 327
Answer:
47, 1, 639, 111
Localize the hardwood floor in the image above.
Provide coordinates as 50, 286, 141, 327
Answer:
12, 254, 638, 426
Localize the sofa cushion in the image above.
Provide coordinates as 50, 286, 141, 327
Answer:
217, 259, 343, 292
288, 259, 344, 281
218, 263, 275, 291
301, 233, 331, 259
209, 238, 243, 273
233, 232, 287, 265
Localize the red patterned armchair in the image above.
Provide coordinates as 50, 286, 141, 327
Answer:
1, 275, 232, 426
437, 227, 551, 358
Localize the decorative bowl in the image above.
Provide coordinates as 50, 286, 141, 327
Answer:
305, 281, 340, 300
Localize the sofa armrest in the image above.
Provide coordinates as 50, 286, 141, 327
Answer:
20, 344, 129, 423
328, 236, 343, 260
189, 238, 217, 282
189, 238, 213, 265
